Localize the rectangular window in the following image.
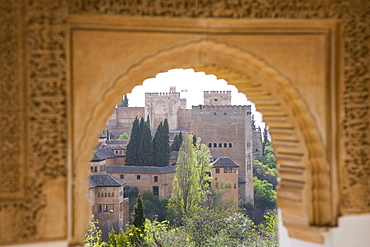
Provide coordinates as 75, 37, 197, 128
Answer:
137, 175, 141, 180
120, 174, 124, 179
120, 202, 123, 212
154, 176, 158, 182
94, 167, 97, 172
153, 186, 159, 196
215, 168, 220, 174
109, 205, 114, 213
234, 183, 237, 189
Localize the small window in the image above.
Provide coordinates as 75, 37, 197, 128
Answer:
112, 192, 114, 197
229, 143, 233, 148
223, 112, 226, 115
153, 186, 159, 196
120, 174, 124, 179
214, 112, 217, 115
215, 177, 218, 181
120, 151, 123, 154
234, 183, 236, 189
90, 167, 93, 172
224, 143, 227, 147
109, 205, 114, 213
137, 175, 141, 180
97, 192, 100, 197
98, 205, 102, 213
218, 143, 222, 148
213, 143, 217, 148
94, 167, 97, 172
215, 168, 220, 174
208, 143, 212, 148
120, 202, 123, 212
154, 176, 158, 182
104, 192, 107, 197
214, 99, 218, 101
256, 149, 258, 151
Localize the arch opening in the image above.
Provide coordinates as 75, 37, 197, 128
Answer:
74, 39, 333, 243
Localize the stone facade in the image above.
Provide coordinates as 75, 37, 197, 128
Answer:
107, 166, 177, 200
204, 91, 232, 105
191, 105, 254, 204
89, 174, 129, 239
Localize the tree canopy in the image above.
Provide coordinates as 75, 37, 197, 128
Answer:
168, 134, 211, 222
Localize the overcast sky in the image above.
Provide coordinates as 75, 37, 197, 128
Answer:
126, 68, 264, 128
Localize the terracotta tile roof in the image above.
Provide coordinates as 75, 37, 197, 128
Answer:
211, 157, 240, 168
89, 174, 126, 188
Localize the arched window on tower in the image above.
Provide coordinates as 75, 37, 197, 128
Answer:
213, 143, 217, 148
219, 143, 222, 147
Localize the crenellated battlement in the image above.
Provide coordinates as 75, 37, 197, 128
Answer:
204, 90, 231, 94
192, 104, 251, 114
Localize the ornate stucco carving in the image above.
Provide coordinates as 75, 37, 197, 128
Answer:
0, 0, 68, 244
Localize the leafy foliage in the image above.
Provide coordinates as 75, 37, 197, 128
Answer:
153, 120, 171, 166
125, 117, 140, 165
118, 133, 130, 140
133, 195, 145, 231
137, 121, 154, 165
85, 215, 106, 247
168, 135, 211, 222
170, 132, 182, 151
142, 190, 168, 221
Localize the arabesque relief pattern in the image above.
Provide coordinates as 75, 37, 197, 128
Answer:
0, 0, 68, 244
0, 0, 368, 245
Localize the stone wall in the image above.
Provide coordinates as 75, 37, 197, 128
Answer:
191, 105, 253, 203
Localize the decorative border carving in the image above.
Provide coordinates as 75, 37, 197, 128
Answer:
0, 0, 68, 244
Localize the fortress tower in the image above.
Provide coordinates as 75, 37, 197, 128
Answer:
145, 87, 190, 131
204, 90, 232, 105
191, 105, 254, 204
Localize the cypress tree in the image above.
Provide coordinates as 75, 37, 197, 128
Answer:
161, 119, 171, 166
153, 122, 163, 166
171, 134, 179, 151
126, 117, 140, 165
137, 121, 154, 166
146, 115, 150, 129
133, 195, 145, 230
171, 131, 182, 152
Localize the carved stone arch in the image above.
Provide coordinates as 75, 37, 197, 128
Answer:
77, 39, 333, 242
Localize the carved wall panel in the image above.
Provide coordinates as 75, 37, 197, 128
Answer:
0, 0, 68, 244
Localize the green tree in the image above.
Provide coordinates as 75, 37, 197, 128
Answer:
137, 121, 154, 166
153, 120, 170, 167
125, 117, 140, 165
142, 190, 168, 221
118, 133, 130, 140
168, 135, 211, 222
171, 132, 182, 151
85, 215, 106, 247
254, 177, 276, 210
146, 115, 150, 129
133, 195, 146, 231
